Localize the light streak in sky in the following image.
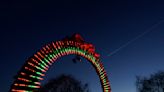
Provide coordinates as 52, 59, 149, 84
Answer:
108, 19, 164, 57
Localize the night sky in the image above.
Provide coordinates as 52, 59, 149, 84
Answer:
1, 0, 164, 92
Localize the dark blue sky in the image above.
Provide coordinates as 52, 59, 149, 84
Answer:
1, 0, 164, 92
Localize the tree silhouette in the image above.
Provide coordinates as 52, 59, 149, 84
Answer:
39, 74, 90, 92
136, 71, 164, 92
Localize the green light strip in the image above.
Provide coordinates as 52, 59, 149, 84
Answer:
40, 60, 49, 68
36, 72, 44, 76
30, 75, 42, 80
28, 85, 40, 88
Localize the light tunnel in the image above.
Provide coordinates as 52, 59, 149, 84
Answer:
10, 34, 111, 92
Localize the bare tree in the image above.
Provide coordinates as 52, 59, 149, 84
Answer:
39, 74, 90, 92
136, 71, 164, 92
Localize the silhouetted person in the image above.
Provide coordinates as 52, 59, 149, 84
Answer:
72, 55, 82, 64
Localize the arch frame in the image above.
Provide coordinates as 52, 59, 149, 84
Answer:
10, 34, 111, 92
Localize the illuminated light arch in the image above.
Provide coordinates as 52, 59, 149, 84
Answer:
10, 34, 111, 92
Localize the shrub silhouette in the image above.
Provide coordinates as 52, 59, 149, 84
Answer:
40, 74, 89, 92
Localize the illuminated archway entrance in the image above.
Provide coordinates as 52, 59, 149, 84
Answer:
10, 34, 111, 92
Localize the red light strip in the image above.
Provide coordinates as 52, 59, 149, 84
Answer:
27, 62, 46, 72
11, 89, 29, 92
31, 58, 49, 69
24, 67, 45, 76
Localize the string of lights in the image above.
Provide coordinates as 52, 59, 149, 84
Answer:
10, 34, 111, 92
